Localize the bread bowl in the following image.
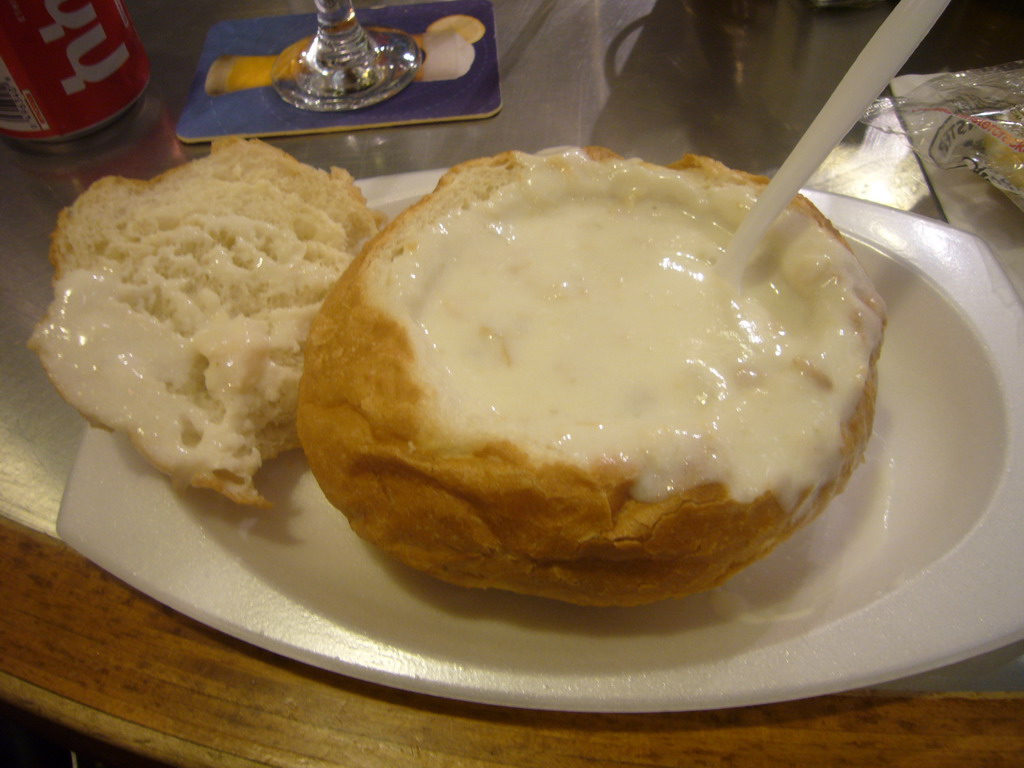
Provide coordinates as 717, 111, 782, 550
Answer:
298, 147, 886, 606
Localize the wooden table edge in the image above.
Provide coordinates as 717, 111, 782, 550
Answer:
3, 515, 1024, 768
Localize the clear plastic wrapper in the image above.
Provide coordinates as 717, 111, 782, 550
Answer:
865, 61, 1024, 211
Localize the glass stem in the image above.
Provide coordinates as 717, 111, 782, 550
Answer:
271, 0, 421, 111
311, 0, 379, 89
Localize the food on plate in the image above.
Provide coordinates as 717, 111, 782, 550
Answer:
30, 137, 379, 506
298, 147, 886, 606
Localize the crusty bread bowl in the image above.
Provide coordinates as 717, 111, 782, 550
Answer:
298, 147, 885, 606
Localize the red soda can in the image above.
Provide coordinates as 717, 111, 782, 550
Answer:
0, 0, 150, 141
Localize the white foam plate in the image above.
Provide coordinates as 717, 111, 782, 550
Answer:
57, 171, 1024, 712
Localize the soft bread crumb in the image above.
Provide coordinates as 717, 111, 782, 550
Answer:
30, 138, 380, 506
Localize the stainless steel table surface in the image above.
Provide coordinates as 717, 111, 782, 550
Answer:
2, 0, 1023, 701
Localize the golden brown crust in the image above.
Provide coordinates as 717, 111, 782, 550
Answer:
298, 149, 884, 606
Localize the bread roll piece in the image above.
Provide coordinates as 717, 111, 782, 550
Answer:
299, 148, 886, 606
31, 137, 380, 506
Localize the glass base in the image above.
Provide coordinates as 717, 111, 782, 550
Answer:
272, 28, 421, 112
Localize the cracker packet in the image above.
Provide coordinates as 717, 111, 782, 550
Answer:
864, 61, 1024, 211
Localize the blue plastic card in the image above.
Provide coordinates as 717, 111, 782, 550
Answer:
177, 0, 500, 143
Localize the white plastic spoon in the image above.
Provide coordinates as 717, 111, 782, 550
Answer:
717, 0, 951, 290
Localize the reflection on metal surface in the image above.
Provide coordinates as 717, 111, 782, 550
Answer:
811, 114, 936, 214
591, 0, 895, 172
